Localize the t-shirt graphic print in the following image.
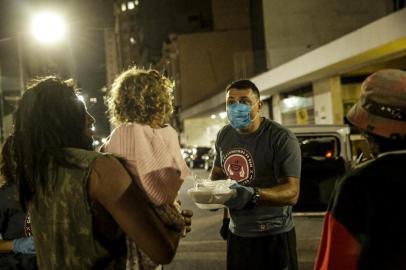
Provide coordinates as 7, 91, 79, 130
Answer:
223, 148, 255, 185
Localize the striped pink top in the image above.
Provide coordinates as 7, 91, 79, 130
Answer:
103, 123, 190, 205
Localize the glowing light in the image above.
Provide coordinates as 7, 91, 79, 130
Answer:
128, 1, 135, 10
77, 95, 85, 102
211, 114, 216, 119
325, 151, 333, 158
219, 112, 227, 119
30, 11, 66, 44
283, 96, 299, 109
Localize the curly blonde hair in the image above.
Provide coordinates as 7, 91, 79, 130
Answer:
107, 68, 174, 126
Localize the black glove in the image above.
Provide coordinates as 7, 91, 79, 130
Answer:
219, 218, 230, 240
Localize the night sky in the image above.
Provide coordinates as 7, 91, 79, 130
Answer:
0, 0, 212, 138
0, 0, 114, 137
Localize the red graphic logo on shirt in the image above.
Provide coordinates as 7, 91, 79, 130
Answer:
223, 149, 255, 185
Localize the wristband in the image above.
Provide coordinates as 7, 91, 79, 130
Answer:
250, 187, 260, 206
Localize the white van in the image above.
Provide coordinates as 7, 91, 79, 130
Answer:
288, 125, 368, 269
288, 125, 354, 212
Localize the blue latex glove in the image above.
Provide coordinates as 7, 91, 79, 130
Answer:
12, 236, 35, 254
224, 183, 254, 210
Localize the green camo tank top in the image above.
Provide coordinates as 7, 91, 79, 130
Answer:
29, 148, 126, 270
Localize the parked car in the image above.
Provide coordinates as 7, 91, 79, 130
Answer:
184, 146, 214, 169
202, 148, 216, 171
181, 147, 193, 161
288, 125, 369, 269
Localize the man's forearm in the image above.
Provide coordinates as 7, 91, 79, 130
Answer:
257, 177, 300, 206
0, 240, 13, 253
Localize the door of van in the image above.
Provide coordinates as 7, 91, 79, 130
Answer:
288, 125, 352, 212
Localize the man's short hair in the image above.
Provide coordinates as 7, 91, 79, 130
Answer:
226, 80, 260, 99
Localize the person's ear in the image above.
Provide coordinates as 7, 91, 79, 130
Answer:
257, 100, 263, 110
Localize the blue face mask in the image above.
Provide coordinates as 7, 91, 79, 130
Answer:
227, 103, 254, 129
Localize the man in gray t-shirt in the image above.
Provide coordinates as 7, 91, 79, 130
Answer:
211, 80, 301, 270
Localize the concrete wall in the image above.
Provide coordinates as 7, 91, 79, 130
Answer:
178, 30, 252, 109
342, 83, 362, 101
260, 99, 270, 120
212, 0, 250, 31
183, 117, 227, 147
313, 76, 343, 124
180, 7, 406, 121
341, 83, 362, 115
262, 0, 393, 69
272, 94, 282, 123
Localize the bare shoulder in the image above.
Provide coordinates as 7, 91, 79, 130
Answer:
92, 155, 131, 181
93, 155, 123, 172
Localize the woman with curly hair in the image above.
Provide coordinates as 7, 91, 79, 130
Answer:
2, 77, 190, 269
104, 68, 191, 270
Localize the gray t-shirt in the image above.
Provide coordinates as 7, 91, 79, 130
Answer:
214, 118, 301, 237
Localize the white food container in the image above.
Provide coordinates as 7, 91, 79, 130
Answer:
187, 179, 236, 209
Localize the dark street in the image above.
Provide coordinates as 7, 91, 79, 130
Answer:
167, 169, 324, 270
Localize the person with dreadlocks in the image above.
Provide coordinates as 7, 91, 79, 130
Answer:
103, 68, 191, 270
2, 77, 192, 270
314, 69, 406, 270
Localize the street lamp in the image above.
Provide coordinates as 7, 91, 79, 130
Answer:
29, 11, 76, 81
30, 11, 66, 44
0, 10, 67, 143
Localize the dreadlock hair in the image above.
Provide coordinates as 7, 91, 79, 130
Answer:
9, 76, 92, 211
0, 135, 16, 187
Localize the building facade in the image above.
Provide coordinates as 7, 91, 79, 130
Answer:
108, 1, 405, 147
179, 1, 406, 147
